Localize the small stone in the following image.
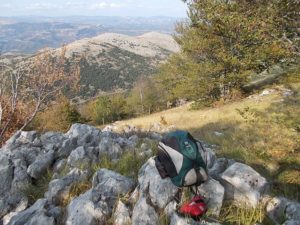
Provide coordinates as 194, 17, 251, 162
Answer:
132, 196, 159, 225
197, 178, 224, 216
113, 200, 131, 225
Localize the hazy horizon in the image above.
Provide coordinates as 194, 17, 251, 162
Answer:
0, 0, 187, 18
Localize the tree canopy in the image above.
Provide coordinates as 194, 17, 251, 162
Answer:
157, 0, 299, 106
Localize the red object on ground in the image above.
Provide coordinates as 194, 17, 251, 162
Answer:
178, 195, 207, 219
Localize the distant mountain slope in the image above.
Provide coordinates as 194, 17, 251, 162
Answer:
61, 32, 179, 58
0, 16, 180, 54
62, 32, 179, 100
2, 32, 180, 101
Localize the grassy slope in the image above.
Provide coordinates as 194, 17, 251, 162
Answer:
119, 83, 300, 202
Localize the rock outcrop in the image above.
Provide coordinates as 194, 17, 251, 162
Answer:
0, 123, 299, 225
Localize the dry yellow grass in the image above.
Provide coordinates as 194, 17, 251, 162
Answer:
118, 92, 280, 136
117, 83, 300, 200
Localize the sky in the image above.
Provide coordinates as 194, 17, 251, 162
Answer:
0, 0, 187, 17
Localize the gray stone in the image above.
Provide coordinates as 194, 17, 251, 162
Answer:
2, 132, 21, 152
132, 196, 159, 225
45, 168, 88, 205
66, 123, 101, 147
98, 137, 123, 159
7, 199, 54, 225
285, 201, 300, 221
221, 162, 268, 207
128, 187, 139, 205
138, 157, 178, 209
266, 197, 288, 224
41, 131, 66, 151
128, 135, 139, 143
57, 138, 78, 158
47, 205, 62, 219
18, 146, 40, 165
197, 178, 224, 216
11, 158, 30, 192
91, 169, 135, 210
164, 201, 177, 217
208, 158, 229, 180
283, 220, 300, 225
17, 131, 38, 144
0, 153, 13, 196
65, 190, 107, 225
53, 159, 67, 174
0, 195, 11, 218
67, 146, 91, 168
27, 150, 54, 179
113, 200, 131, 225
2, 198, 28, 225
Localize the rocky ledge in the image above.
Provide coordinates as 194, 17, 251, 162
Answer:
0, 123, 299, 225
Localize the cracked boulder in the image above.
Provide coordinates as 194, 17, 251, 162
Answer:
65, 190, 107, 225
113, 200, 131, 225
197, 178, 224, 216
27, 150, 55, 179
67, 146, 92, 169
45, 168, 89, 205
91, 169, 135, 211
221, 162, 269, 207
132, 196, 159, 225
98, 137, 123, 159
66, 123, 101, 147
266, 196, 288, 224
7, 199, 55, 225
138, 157, 178, 209
0, 153, 14, 196
285, 201, 300, 222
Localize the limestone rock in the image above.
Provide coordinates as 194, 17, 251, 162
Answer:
40, 132, 66, 151
27, 150, 55, 179
45, 168, 89, 205
91, 169, 135, 210
65, 190, 107, 225
285, 201, 300, 221
0, 153, 14, 196
266, 196, 288, 224
208, 158, 229, 180
7, 199, 55, 225
98, 137, 123, 159
197, 178, 224, 216
283, 220, 300, 225
114, 200, 131, 225
2, 197, 28, 225
138, 157, 178, 209
221, 162, 268, 207
66, 123, 101, 147
18, 131, 38, 144
67, 146, 91, 168
132, 196, 159, 225
57, 138, 78, 158
11, 158, 30, 192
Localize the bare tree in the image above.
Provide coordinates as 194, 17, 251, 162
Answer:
0, 47, 80, 144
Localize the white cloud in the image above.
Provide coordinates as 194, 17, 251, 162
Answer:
89, 2, 124, 10
25, 3, 62, 10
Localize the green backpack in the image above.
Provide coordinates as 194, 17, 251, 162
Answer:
155, 130, 208, 187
